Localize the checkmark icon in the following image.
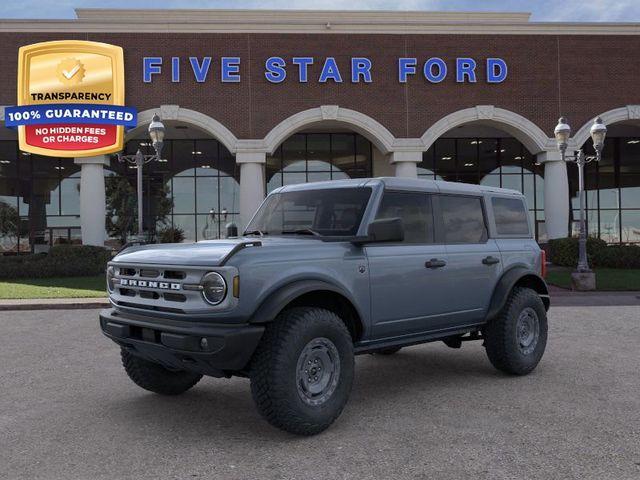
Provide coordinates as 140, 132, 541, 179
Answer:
62, 64, 80, 79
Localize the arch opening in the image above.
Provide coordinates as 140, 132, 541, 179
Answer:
113, 119, 240, 245
570, 119, 640, 244
418, 122, 547, 242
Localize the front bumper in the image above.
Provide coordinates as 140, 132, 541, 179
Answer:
99, 308, 264, 376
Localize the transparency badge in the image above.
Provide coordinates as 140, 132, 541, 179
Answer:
5, 40, 137, 157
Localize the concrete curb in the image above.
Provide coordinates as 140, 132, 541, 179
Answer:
0, 298, 109, 311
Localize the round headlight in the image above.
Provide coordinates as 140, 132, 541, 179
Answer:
106, 266, 116, 293
201, 272, 227, 305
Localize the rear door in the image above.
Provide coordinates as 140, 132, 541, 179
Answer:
436, 194, 503, 326
366, 190, 454, 339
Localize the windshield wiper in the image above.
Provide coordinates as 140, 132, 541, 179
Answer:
243, 230, 267, 237
281, 228, 321, 237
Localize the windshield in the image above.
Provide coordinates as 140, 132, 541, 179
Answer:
245, 187, 372, 237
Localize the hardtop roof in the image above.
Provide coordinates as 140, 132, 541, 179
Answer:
275, 177, 523, 196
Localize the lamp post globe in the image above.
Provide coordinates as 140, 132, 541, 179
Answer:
148, 113, 166, 158
590, 116, 607, 154
554, 117, 571, 155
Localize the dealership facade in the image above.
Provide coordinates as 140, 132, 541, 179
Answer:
1, 9, 640, 251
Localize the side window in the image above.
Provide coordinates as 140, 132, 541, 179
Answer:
375, 191, 433, 243
492, 197, 530, 236
439, 195, 487, 244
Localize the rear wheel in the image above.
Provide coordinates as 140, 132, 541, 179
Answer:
484, 287, 548, 375
121, 349, 202, 395
250, 307, 354, 435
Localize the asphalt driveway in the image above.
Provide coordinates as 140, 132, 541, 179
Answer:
1, 307, 639, 479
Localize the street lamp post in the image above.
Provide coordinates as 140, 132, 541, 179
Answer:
117, 114, 166, 238
553, 116, 607, 288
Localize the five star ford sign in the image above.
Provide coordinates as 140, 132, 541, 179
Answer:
4, 40, 137, 158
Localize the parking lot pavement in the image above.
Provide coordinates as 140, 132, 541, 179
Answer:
1, 308, 639, 480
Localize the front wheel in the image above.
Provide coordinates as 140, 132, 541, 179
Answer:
484, 287, 548, 375
121, 349, 202, 395
250, 307, 354, 435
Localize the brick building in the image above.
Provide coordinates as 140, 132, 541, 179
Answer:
0, 9, 639, 251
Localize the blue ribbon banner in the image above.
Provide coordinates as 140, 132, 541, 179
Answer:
4, 104, 137, 128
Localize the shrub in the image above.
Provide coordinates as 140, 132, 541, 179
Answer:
548, 236, 640, 269
594, 244, 640, 269
157, 226, 185, 244
0, 245, 112, 279
548, 237, 607, 267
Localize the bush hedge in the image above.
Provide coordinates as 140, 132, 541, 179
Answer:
548, 237, 640, 269
0, 245, 112, 279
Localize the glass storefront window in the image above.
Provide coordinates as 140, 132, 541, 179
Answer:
568, 136, 640, 244
621, 210, 640, 243
266, 133, 372, 193
434, 138, 456, 180
421, 136, 544, 242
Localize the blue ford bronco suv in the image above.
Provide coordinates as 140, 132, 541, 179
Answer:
100, 177, 550, 435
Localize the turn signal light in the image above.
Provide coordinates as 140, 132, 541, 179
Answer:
540, 249, 547, 278
233, 276, 240, 298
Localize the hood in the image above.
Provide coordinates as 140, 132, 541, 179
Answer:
112, 236, 324, 267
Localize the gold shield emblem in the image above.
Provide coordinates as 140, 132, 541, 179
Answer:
16, 40, 125, 157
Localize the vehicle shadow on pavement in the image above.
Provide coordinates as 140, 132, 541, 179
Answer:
100, 344, 530, 441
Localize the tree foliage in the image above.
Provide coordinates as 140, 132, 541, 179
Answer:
105, 176, 173, 244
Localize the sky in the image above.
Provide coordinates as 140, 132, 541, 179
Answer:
0, 0, 639, 22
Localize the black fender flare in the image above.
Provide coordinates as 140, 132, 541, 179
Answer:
485, 267, 550, 322
248, 279, 361, 325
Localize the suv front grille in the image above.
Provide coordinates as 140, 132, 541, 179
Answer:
110, 264, 207, 313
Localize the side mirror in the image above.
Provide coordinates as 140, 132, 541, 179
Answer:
355, 217, 404, 244
225, 222, 239, 238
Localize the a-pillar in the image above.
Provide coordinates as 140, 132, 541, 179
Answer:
237, 151, 266, 230
390, 150, 422, 178
74, 155, 109, 246
538, 151, 569, 240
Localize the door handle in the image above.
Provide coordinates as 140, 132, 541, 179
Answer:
425, 258, 447, 269
482, 256, 500, 265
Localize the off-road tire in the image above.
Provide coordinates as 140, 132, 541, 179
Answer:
372, 346, 402, 355
484, 287, 548, 375
250, 307, 354, 436
121, 348, 202, 395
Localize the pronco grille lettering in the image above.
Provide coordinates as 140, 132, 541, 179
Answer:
118, 279, 181, 290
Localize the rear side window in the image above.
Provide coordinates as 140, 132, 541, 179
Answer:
492, 197, 530, 236
439, 195, 487, 244
375, 191, 433, 243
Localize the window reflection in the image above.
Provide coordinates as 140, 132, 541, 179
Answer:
114, 138, 240, 244
266, 133, 372, 193
568, 136, 640, 244
419, 136, 544, 241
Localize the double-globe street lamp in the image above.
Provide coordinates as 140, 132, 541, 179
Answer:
553, 116, 607, 287
117, 114, 166, 238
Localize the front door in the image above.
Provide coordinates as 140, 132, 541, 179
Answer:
366, 190, 454, 339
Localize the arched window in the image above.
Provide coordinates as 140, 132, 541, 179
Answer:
112, 138, 240, 243
266, 133, 373, 193
418, 136, 545, 241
